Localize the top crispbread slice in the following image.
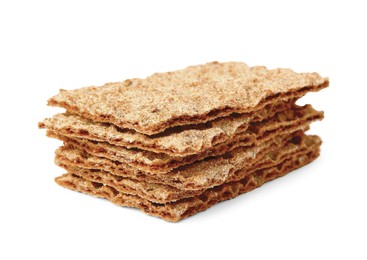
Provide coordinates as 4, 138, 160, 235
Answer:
39, 100, 293, 156
48, 62, 328, 135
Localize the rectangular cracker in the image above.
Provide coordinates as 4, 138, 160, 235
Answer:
55, 133, 321, 191
55, 146, 320, 222
48, 105, 323, 174
48, 62, 328, 135
39, 99, 294, 156
61, 134, 320, 203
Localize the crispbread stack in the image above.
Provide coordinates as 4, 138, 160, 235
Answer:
39, 62, 328, 222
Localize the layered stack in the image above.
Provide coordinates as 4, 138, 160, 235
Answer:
39, 62, 328, 222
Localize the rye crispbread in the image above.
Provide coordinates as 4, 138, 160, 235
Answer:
55, 133, 321, 191
55, 145, 320, 222
47, 105, 322, 174
39, 100, 293, 156
40, 61, 328, 222
48, 62, 328, 135
59, 134, 320, 203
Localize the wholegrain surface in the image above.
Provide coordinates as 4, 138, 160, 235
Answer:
55, 147, 320, 222
48, 62, 329, 135
61, 134, 320, 203
48, 105, 322, 173
39, 100, 293, 156
56, 133, 321, 190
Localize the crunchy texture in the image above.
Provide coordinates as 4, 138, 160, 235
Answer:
55, 147, 320, 222
55, 133, 321, 190
61, 134, 320, 203
48, 105, 322, 174
48, 62, 329, 135
39, 100, 293, 156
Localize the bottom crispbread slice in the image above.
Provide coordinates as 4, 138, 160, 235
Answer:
59, 134, 320, 203
55, 145, 320, 222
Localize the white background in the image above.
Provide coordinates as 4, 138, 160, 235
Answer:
1, 0, 366, 259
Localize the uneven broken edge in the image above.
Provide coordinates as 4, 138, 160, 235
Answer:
55, 147, 320, 222
59, 135, 320, 203
46, 105, 323, 174
48, 62, 329, 135
39, 99, 294, 156
55, 133, 320, 193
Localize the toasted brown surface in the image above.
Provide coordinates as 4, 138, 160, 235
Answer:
55, 146, 320, 222
61, 134, 320, 203
39, 100, 293, 156
48, 62, 328, 135
56, 133, 321, 191
48, 105, 322, 174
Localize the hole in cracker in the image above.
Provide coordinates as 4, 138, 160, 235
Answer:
115, 127, 131, 134
109, 187, 119, 196
222, 153, 234, 160
223, 190, 232, 197
290, 135, 302, 145
151, 202, 164, 207
240, 176, 251, 185
198, 194, 208, 202
91, 182, 103, 189
78, 129, 89, 135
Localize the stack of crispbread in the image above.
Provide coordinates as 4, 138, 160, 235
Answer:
39, 62, 328, 222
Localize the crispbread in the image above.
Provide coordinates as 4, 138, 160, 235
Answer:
55, 133, 321, 191
39, 100, 293, 156
48, 62, 328, 135
61, 134, 320, 203
48, 105, 322, 174
55, 146, 320, 222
